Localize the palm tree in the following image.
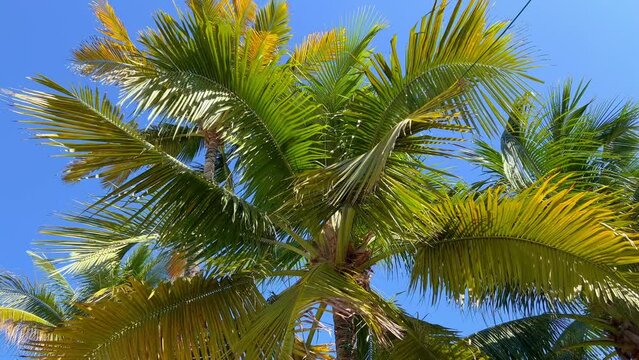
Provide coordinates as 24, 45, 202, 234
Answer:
6, 0, 639, 358
467, 79, 639, 359
0, 237, 167, 354
469, 78, 639, 195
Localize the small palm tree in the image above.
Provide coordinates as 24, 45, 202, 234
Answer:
6, 0, 639, 359
0, 239, 166, 353
468, 79, 639, 359
470, 78, 639, 194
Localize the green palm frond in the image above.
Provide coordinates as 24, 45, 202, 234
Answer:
34, 201, 161, 278
26, 252, 75, 302
141, 123, 204, 164
359, 0, 536, 137
296, 83, 465, 209
238, 264, 401, 359
376, 316, 482, 360
29, 275, 263, 359
291, 83, 466, 242
553, 317, 613, 359
120, 7, 325, 210
293, 9, 385, 114
41, 231, 155, 276
75, 245, 169, 302
547, 79, 591, 140
469, 314, 571, 359
468, 313, 614, 360
0, 274, 66, 326
468, 79, 639, 195
408, 178, 639, 311
73, 0, 325, 211
13, 76, 276, 252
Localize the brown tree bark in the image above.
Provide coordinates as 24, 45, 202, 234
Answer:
611, 319, 639, 359
332, 268, 371, 359
333, 307, 356, 360
203, 129, 220, 182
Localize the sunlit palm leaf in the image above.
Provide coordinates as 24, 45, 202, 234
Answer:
358, 0, 535, 137
469, 314, 572, 359
13, 76, 276, 255
408, 178, 639, 311
29, 276, 263, 359
120, 8, 325, 210
238, 264, 401, 359
0, 274, 65, 326
468, 313, 614, 359
468, 79, 639, 195
376, 315, 482, 360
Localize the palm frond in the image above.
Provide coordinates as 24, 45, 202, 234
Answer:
26, 252, 75, 303
292, 83, 466, 237
468, 79, 639, 196
0, 274, 66, 326
294, 9, 385, 114
468, 313, 614, 360
254, 0, 291, 53
29, 275, 263, 359
469, 314, 572, 359
376, 315, 482, 360
0, 307, 53, 327
408, 178, 639, 311
120, 9, 325, 210
72, 1, 141, 82
360, 0, 536, 136
237, 264, 401, 359
0, 307, 55, 352
13, 77, 276, 257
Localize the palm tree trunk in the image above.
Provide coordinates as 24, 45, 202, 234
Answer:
611, 319, 639, 359
203, 129, 220, 181
333, 306, 356, 360
333, 269, 371, 360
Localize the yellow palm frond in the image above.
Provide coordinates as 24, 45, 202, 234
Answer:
0, 307, 53, 327
92, 0, 133, 47
227, 0, 257, 33
187, 0, 230, 23
291, 29, 346, 69
29, 276, 263, 359
244, 29, 279, 65
410, 178, 639, 310
74, 1, 140, 82
254, 0, 291, 50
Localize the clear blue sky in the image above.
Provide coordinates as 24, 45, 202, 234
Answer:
1, 0, 638, 354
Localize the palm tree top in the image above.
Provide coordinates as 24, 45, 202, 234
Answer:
4, 0, 639, 359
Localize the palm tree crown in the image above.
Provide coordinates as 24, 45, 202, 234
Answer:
4, 0, 639, 359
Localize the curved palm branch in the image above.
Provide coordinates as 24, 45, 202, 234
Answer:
0, 274, 66, 327
405, 178, 639, 311
237, 264, 401, 359
354, 0, 536, 140
28, 275, 263, 359
467, 314, 614, 359
468, 79, 639, 194
97, 2, 324, 211
13, 76, 281, 257
374, 315, 482, 360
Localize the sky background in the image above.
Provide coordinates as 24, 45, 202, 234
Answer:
0, 0, 638, 357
